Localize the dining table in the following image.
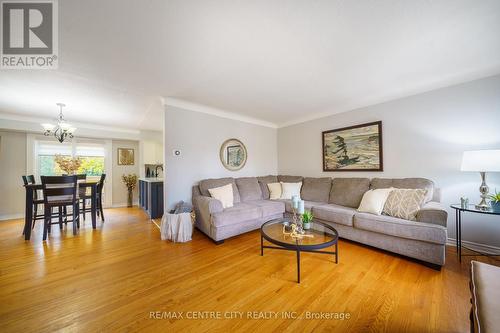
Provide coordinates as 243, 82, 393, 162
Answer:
23, 180, 100, 240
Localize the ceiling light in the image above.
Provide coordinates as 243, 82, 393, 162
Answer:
41, 103, 76, 143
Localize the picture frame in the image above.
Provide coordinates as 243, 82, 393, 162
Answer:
219, 138, 247, 171
322, 121, 383, 171
117, 148, 135, 165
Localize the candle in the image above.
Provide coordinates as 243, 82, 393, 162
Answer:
298, 200, 305, 214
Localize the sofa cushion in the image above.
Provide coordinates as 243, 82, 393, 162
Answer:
257, 175, 278, 199
280, 199, 326, 213
236, 177, 262, 202
471, 261, 500, 333
211, 203, 262, 227
278, 175, 303, 183
301, 177, 332, 203
329, 178, 370, 208
199, 178, 240, 203
312, 204, 356, 227
353, 212, 447, 244
370, 178, 434, 203
247, 200, 285, 217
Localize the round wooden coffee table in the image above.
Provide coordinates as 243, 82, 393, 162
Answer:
260, 218, 339, 283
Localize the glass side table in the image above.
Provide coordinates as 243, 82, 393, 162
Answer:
450, 204, 500, 262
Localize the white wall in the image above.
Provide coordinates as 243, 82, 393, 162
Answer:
278, 75, 500, 248
0, 130, 27, 220
164, 106, 278, 210
112, 140, 140, 206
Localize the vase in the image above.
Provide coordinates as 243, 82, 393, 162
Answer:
127, 189, 133, 207
491, 201, 500, 213
303, 221, 311, 230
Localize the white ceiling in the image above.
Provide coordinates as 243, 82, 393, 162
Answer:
1, 0, 500, 130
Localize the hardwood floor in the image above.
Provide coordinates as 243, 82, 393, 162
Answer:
0, 207, 498, 332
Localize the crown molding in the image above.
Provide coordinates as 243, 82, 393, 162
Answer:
162, 97, 278, 129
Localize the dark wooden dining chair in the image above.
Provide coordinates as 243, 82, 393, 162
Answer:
21, 175, 44, 231
79, 173, 106, 222
41, 175, 80, 240
76, 174, 88, 221
97, 174, 106, 221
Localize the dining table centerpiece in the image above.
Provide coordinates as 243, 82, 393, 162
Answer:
54, 154, 82, 175
122, 174, 138, 207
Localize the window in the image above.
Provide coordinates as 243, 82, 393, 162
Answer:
37, 142, 72, 176
75, 145, 105, 177
30, 136, 112, 208
36, 140, 105, 178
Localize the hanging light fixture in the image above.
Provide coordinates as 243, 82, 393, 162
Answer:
41, 103, 76, 143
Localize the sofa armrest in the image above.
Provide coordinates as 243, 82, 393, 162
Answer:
192, 195, 223, 235
416, 201, 448, 227
193, 195, 223, 215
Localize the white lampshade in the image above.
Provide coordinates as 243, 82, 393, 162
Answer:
461, 150, 500, 172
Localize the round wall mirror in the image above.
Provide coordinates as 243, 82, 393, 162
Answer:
219, 138, 247, 171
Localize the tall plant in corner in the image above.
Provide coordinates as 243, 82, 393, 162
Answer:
122, 174, 138, 207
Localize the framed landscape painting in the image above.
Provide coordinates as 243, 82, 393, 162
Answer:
322, 121, 383, 171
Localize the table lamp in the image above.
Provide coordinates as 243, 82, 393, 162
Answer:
461, 150, 500, 209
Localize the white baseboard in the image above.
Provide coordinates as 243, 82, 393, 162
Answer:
447, 238, 500, 255
0, 213, 24, 221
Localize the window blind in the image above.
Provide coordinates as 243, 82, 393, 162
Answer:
37, 142, 72, 155
76, 144, 105, 157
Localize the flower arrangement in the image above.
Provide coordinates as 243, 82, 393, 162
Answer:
54, 154, 82, 175
122, 174, 138, 207
122, 174, 138, 190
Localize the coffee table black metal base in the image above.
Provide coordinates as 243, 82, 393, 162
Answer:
260, 220, 339, 283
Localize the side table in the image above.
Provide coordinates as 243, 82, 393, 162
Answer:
450, 204, 500, 261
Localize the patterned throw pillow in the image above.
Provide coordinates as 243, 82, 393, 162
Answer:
383, 189, 427, 221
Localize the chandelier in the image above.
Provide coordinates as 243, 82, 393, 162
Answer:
41, 103, 76, 143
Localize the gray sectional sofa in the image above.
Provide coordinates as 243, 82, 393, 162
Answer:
192, 176, 448, 266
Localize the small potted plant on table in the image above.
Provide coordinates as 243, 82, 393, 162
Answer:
489, 189, 500, 212
302, 210, 313, 230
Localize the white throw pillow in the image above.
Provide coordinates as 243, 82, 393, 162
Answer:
208, 183, 234, 209
280, 182, 302, 200
267, 182, 282, 200
357, 188, 393, 215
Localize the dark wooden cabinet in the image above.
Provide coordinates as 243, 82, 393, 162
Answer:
139, 179, 163, 219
